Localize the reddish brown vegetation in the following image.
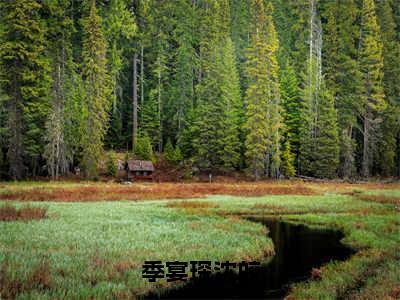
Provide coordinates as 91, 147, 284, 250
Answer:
0, 205, 47, 221
113, 260, 141, 275
0, 260, 51, 299
389, 286, 400, 299
0, 183, 315, 202
0, 205, 18, 221
311, 267, 322, 280
358, 195, 400, 205
29, 260, 52, 291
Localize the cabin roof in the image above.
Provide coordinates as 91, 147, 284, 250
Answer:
127, 160, 154, 172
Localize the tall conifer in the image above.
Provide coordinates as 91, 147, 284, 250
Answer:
244, 1, 282, 179
80, 0, 108, 178
0, 0, 50, 179
359, 0, 386, 177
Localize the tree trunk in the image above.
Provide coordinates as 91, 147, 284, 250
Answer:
342, 125, 354, 179
140, 45, 144, 109
362, 109, 371, 177
397, 131, 400, 176
8, 70, 24, 180
158, 58, 162, 152
132, 53, 138, 151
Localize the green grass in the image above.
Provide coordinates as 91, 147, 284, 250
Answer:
1, 184, 399, 299
159, 194, 400, 299
0, 201, 271, 299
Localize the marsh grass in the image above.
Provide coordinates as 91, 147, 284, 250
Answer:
0, 182, 315, 202
0, 204, 47, 221
165, 200, 219, 209
0, 181, 399, 299
0, 200, 272, 299
359, 194, 400, 205
0, 259, 52, 299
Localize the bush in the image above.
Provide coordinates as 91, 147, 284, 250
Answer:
106, 151, 118, 176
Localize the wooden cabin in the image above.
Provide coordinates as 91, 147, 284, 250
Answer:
117, 159, 154, 181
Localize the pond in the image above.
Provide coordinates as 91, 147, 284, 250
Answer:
146, 217, 355, 299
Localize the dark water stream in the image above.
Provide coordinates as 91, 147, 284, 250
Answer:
146, 217, 355, 299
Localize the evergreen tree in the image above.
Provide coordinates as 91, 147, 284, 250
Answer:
229, 0, 250, 92
80, 0, 109, 178
0, 0, 399, 180
298, 0, 322, 176
106, 150, 118, 176
281, 138, 296, 177
166, 0, 196, 148
135, 132, 155, 162
164, 138, 175, 163
103, 0, 136, 149
312, 84, 339, 178
359, 0, 386, 177
374, 0, 400, 176
244, 1, 282, 179
321, 0, 361, 178
194, 0, 237, 172
221, 37, 243, 171
173, 144, 183, 163
44, 0, 77, 179
280, 63, 301, 168
0, 0, 51, 179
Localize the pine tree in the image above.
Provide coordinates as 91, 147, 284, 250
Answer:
44, 0, 77, 179
376, 0, 400, 105
164, 138, 175, 163
194, 0, 234, 172
280, 63, 301, 167
167, 0, 196, 147
244, 1, 282, 179
135, 132, 155, 162
80, 0, 109, 178
374, 0, 400, 176
281, 139, 296, 177
103, 0, 136, 150
321, 0, 361, 178
298, 0, 322, 176
229, 0, 251, 92
141, 87, 161, 148
221, 37, 243, 171
359, 0, 386, 177
173, 145, 183, 163
0, 0, 51, 179
106, 150, 118, 176
313, 84, 339, 178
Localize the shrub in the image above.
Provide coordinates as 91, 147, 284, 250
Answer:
106, 151, 118, 176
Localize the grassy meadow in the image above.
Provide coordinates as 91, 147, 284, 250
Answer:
0, 180, 399, 299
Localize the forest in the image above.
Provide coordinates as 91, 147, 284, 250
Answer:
0, 0, 399, 180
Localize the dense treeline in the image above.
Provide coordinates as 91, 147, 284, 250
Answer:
0, 0, 399, 180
